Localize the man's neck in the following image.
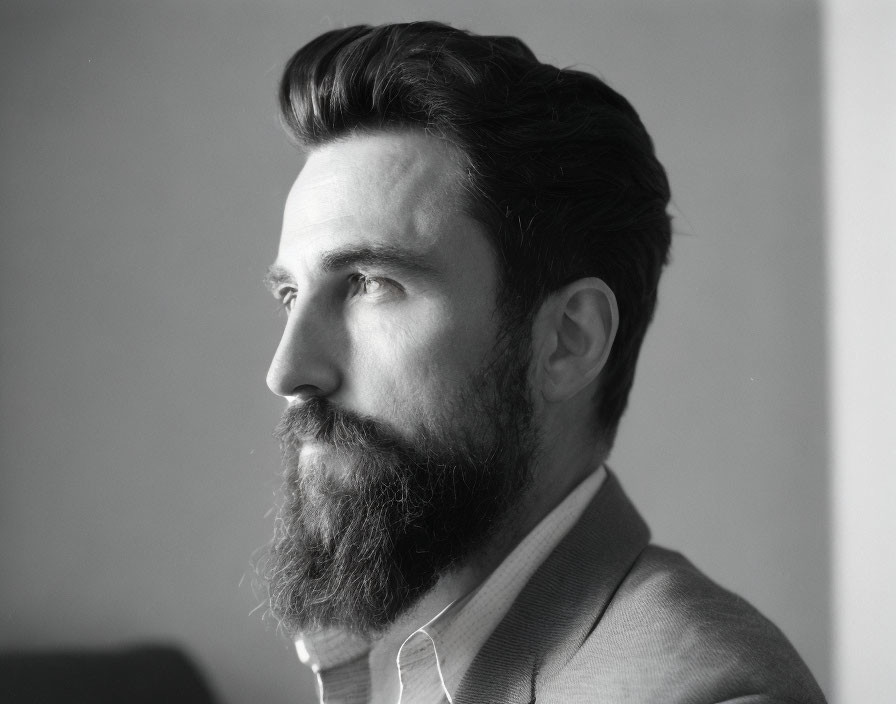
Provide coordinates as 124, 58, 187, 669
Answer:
507, 432, 609, 555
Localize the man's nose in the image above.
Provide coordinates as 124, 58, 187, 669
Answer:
266, 298, 341, 400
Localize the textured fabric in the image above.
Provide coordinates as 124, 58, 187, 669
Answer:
454, 471, 828, 704
315, 654, 371, 704
395, 626, 451, 703
296, 628, 370, 675
296, 628, 371, 703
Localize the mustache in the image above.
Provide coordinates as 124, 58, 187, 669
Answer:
274, 397, 404, 452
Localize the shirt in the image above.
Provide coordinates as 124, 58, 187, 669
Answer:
297, 466, 607, 704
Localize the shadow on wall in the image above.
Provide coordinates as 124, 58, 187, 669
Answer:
1, 643, 219, 704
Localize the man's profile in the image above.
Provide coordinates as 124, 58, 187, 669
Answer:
256, 21, 825, 703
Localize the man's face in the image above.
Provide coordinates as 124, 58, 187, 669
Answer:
260, 130, 536, 636
266, 130, 503, 455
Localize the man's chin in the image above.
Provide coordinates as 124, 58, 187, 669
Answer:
297, 443, 355, 482
297, 441, 328, 468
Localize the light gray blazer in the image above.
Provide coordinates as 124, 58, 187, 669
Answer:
454, 472, 826, 704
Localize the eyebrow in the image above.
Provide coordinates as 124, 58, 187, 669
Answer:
264, 244, 441, 294
263, 264, 295, 294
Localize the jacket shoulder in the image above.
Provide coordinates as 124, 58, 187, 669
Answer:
541, 546, 827, 704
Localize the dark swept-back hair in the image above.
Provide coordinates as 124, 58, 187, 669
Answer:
278, 21, 672, 442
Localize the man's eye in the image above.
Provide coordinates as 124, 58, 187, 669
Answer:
360, 276, 383, 294
351, 274, 396, 297
278, 289, 297, 312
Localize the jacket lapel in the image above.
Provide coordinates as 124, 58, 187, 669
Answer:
453, 471, 650, 704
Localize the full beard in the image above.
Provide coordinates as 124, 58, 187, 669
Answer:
256, 332, 536, 638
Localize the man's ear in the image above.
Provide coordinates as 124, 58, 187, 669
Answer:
531, 278, 619, 403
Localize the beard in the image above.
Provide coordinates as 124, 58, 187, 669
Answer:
256, 327, 537, 638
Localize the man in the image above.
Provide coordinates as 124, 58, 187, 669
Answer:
258, 21, 826, 704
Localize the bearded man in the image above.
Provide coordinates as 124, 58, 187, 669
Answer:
257, 21, 826, 704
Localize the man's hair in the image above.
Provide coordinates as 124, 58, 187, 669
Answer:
279, 21, 672, 441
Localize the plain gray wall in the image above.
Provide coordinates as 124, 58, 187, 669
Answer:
0, 1, 828, 702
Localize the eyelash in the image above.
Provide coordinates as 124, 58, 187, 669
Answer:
348, 273, 392, 296
276, 274, 399, 313
277, 289, 296, 314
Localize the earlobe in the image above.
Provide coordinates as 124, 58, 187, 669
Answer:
538, 278, 618, 403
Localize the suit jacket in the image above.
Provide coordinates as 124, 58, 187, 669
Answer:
454, 472, 826, 704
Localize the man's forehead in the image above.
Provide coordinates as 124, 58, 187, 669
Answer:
289, 131, 463, 204
278, 131, 471, 260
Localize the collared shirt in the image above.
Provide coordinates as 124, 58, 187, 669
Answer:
297, 466, 607, 704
